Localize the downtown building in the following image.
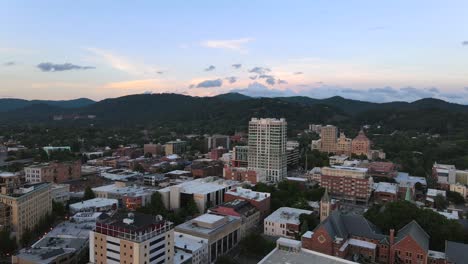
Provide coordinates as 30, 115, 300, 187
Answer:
24, 161, 81, 184
247, 118, 287, 182
90, 211, 174, 264
0, 182, 52, 242
320, 166, 373, 203
302, 210, 468, 264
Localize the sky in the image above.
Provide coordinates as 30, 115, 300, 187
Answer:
1, 1, 468, 103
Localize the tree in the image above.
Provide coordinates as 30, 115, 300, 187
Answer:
83, 186, 95, 200
133, 163, 145, 173
0, 228, 17, 256
239, 233, 275, 259
185, 198, 199, 216
447, 190, 465, 205
52, 200, 66, 218
144, 152, 153, 158
364, 201, 467, 251
434, 194, 448, 210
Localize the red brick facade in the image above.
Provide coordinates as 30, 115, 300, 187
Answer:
223, 166, 260, 184
320, 174, 372, 202
224, 191, 270, 218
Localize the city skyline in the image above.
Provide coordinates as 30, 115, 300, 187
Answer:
1, 1, 468, 103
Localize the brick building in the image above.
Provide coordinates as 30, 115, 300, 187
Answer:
264, 207, 313, 239
24, 161, 81, 184
351, 130, 371, 157
302, 211, 431, 264
224, 187, 271, 218
188, 160, 224, 178
320, 166, 373, 203
373, 182, 398, 204
143, 143, 164, 156
368, 162, 398, 179
209, 199, 260, 238
210, 147, 228, 160
223, 166, 265, 184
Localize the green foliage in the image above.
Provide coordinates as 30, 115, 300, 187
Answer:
253, 181, 324, 211
83, 186, 95, 200
434, 194, 448, 210
301, 149, 329, 170
299, 213, 319, 234
239, 233, 275, 259
364, 201, 468, 251
52, 200, 66, 218
137, 193, 199, 225
0, 228, 17, 256
215, 255, 237, 264
133, 163, 145, 173
20, 212, 55, 247
447, 190, 465, 205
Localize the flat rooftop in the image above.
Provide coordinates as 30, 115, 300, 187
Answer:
265, 207, 313, 225
174, 231, 208, 252
161, 177, 239, 195
70, 198, 118, 211
259, 248, 358, 264
226, 187, 270, 201
329, 166, 368, 173
175, 214, 240, 236
92, 184, 156, 197
373, 182, 398, 194
99, 211, 166, 231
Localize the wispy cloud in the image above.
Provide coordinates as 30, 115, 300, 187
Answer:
278, 79, 288, 84
462, 41, 468, 46
3, 61, 15, 66
85, 47, 160, 76
293, 71, 303, 75
232, 64, 242, 69
201, 38, 254, 52
248, 66, 271, 75
225, 76, 237, 84
265, 77, 275, 86
195, 79, 223, 88
205, 65, 216, 71
37, 62, 95, 72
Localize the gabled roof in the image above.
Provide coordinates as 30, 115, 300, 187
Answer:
445, 240, 468, 264
395, 220, 429, 251
317, 211, 386, 241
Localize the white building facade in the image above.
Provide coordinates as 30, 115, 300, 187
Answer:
248, 118, 287, 182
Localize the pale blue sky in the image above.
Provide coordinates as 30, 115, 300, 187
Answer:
1, 1, 468, 102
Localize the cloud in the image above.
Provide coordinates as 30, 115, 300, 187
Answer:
232, 64, 242, 69
249, 76, 258, 80
463, 41, 468, 46
157, 71, 164, 74
258, 74, 274, 79
85, 47, 160, 76
195, 79, 223, 88
201, 38, 253, 52
265, 78, 276, 86
225, 76, 237, 84
230, 82, 295, 97
293, 71, 303, 75
3, 61, 15, 66
37, 62, 95, 72
278, 79, 288, 84
205, 65, 216, 71
249, 67, 271, 75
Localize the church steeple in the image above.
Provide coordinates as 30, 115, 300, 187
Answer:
320, 189, 331, 222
